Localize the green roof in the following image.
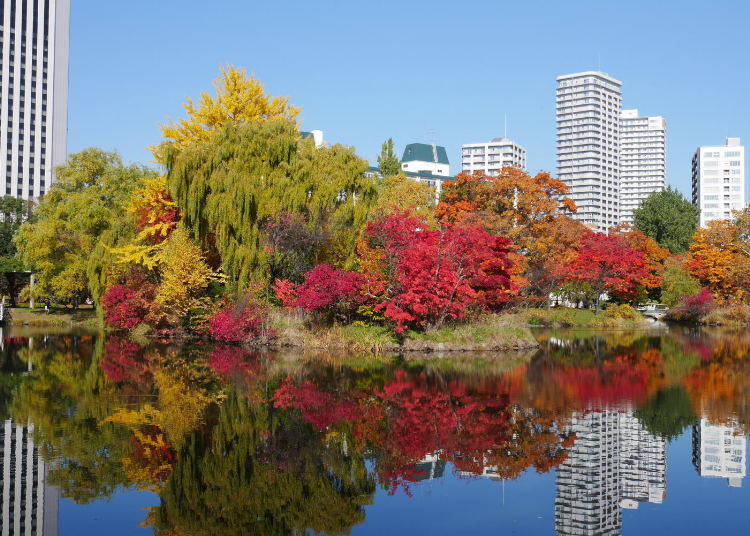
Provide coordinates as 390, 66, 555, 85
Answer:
401, 143, 449, 165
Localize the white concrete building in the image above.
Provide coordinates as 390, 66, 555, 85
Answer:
692, 138, 746, 227
1, 0, 69, 200
692, 419, 746, 488
557, 71, 622, 232
401, 142, 450, 177
619, 110, 667, 225
461, 137, 526, 175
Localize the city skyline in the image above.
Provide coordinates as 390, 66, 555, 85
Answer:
62, 1, 749, 205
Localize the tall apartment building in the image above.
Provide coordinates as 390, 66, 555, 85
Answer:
691, 138, 745, 227
619, 110, 667, 225
692, 419, 746, 488
1, 420, 59, 535
555, 410, 667, 535
461, 137, 526, 175
1, 0, 69, 200
556, 71, 622, 232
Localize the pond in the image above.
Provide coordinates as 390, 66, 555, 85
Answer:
0, 325, 748, 535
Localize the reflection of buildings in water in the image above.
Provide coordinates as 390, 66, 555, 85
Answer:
413, 454, 446, 482
692, 418, 746, 488
618, 413, 666, 508
554, 410, 666, 536
1, 420, 58, 535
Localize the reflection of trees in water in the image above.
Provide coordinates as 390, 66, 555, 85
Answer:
9, 335, 130, 503
152, 390, 375, 536
1, 327, 748, 533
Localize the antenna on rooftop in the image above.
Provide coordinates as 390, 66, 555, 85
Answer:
597, 52, 601, 72
504, 114, 508, 138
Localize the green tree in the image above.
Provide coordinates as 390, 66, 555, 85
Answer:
0, 196, 30, 258
166, 120, 378, 289
14, 149, 156, 305
634, 187, 699, 254
661, 262, 701, 307
376, 138, 401, 178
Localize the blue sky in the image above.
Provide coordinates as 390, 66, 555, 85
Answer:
69, 0, 749, 199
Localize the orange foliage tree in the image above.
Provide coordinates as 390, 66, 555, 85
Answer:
611, 224, 669, 299
687, 214, 750, 302
436, 168, 582, 303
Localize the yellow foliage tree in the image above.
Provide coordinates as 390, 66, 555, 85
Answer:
150, 66, 300, 162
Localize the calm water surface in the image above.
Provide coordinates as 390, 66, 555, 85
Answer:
0, 325, 748, 535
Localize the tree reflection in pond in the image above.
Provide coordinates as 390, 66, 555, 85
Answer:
0, 326, 747, 534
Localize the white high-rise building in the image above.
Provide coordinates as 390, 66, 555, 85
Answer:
619, 110, 667, 225
556, 71, 622, 232
692, 138, 746, 228
692, 419, 746, 488
461, 137, 526, 175
1, 0, 69, 200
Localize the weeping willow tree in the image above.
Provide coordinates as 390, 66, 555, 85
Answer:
165, 119, 379, 289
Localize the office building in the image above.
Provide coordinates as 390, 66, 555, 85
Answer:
692, 418, 746, 488
461, 137, 526, 175
691, 138, 746, 227
1, 0, 69, 200
619, 110, 667, 225
556, 71, 622, 232
401, 142, 450, 177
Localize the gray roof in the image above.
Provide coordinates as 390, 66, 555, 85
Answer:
401, 143, 449, 165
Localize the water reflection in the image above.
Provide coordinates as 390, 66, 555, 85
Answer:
0, 326, 748, 534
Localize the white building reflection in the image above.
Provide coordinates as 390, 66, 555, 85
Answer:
554, 410, 666, 536
692, 418, 746, 488
1, 420, 58, 536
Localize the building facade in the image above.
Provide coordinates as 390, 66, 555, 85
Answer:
461, 137, 526, 175
692, 418, 746, 488
1, 0, 69, 200
619, 109, 667, 225
691, 138, 746, 227
401, 142, 450, 177
556, 71, 622, 232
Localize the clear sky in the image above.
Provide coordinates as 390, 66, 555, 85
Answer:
68, 0, 749, 199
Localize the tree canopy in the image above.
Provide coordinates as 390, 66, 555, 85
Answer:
633, 187, 699, 254
14, 149, 156, 304
151, 66, 299, 163
165, 120, 379, 289
376, 138, 401, 178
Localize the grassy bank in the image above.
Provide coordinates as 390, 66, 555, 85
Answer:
517, 306, 654, 329
5, 307, 100, 329
269, 310, 539, 353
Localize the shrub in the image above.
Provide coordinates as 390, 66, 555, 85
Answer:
667, 288, 715, 323
102, 275, 156, 330
601, 304, 642, 321
208, 296, 271, 343
701, 302, 750, 326
279, 264, 365, 323
660, 262, 700, 307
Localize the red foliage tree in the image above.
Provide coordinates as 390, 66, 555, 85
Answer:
361, 212, 515, 333
558, 231, 649, 309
